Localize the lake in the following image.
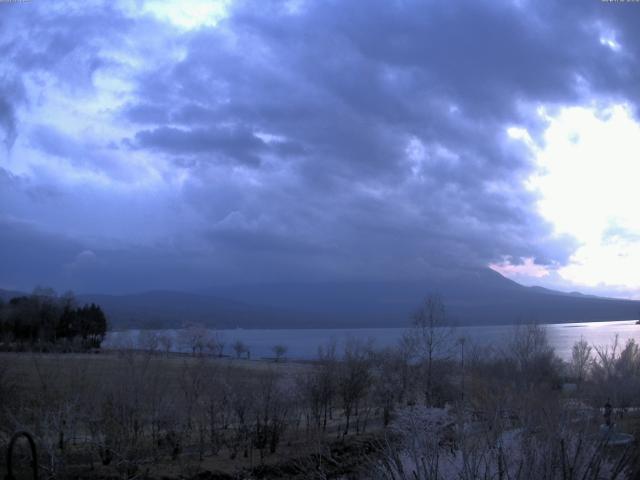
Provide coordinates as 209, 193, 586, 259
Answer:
104, 320, 640, 361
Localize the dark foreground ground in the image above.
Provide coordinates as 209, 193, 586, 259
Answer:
0, 351, 388, 479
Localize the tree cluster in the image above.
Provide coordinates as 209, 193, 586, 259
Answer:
0, 288, 107, 350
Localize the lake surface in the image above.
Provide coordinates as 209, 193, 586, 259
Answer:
104, 320, 640, 361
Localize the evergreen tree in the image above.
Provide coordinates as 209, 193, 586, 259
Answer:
0, 291, 108, 350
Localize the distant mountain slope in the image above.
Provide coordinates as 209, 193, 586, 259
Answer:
2, 268, 640, 328
75, 291, 310, 330
0, 288, 309, 329
207, 268, 640, 327
0, 289, 23, 302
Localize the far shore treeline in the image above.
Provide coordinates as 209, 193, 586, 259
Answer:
0, 288, 107, 351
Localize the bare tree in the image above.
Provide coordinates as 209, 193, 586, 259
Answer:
570, 336, 592, 386
406, 294, 455, 405
272, 344, 288, 362
233, 339, 248, 359
179, 325, 209, 356
370, 349, 399, 427
158, 332, 173, 356
591, 336, 640, 408
252, 370, 290, 460
227, 372, 256, 460
138, 330, 159, 354
298, 341, 338, 436
337, 339, 372, 435
205, 331, 225, 357
201, 362, 228, 455
507, 323, 559, 388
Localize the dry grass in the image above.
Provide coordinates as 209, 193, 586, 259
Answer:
0, 350, 367, 479
0, 350, 310, 391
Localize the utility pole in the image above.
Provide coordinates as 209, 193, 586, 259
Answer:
459, 337, 466, 405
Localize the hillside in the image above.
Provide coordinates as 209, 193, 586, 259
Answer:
75, 291, 307, 330
2, 268, 639, 328
207, 268, 640, 327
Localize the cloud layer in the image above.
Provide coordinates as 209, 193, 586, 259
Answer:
1, 0, 640, 294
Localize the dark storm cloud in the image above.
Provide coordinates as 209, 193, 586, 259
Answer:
0, 218, 82, 289
134, 125, 269, 166
121, 0, 628, 272
0, 217, 220, 293
0, 98, 17, 150
0, 76, 27, 150
2, 0, 640, 292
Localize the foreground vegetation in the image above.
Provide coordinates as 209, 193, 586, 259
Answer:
2, 296, 640, 479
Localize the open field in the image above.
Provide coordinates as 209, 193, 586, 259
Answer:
0, 349, 385, 479
4, 322, 640, 479
0, 350, 313, 387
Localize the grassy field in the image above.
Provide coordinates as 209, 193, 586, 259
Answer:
0, 350, 312, 387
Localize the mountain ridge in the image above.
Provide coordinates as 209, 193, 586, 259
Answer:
2, 268, 640, 328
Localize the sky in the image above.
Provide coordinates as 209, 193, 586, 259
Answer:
1, 0, 640, 297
